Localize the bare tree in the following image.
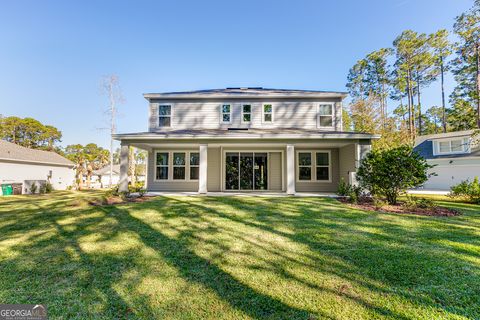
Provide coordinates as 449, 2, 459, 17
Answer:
101, 74, 124, 188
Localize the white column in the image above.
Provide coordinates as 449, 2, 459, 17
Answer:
286, 144, 295, 195
119, 143, 129, 192
198, 144, 208, 194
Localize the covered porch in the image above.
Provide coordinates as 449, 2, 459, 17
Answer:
114, 134, 375, 195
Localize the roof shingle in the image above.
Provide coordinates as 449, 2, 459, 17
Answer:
0, 140, 74, 166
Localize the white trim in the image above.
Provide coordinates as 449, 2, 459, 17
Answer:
295, 150, 332, 183
153, 150, 199, 182
157, 104, 173, 128
220, 103, 232, 124
241, 104, 252, 124
432, 137, 470, 156
261, 103, 274, 124
316, 102, 335, 129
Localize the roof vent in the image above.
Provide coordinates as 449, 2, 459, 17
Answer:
226, 87, 263, 90
227, 128, 249, 131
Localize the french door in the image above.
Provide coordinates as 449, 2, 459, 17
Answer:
225, 152, 268, 190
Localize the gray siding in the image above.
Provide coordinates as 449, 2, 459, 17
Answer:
295, 148, 340, 192
269, 152, 282, 191
207, 147, 221, 192
339, 144, 356, 183
149, 99, 343, 132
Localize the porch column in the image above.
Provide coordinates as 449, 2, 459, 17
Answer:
198, 144, 208, 194
119, 143, 129, 192
286, 144, 295, 195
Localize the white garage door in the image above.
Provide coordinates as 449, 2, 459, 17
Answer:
424, 164, 480, 190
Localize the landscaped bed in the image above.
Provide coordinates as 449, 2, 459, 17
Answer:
1, 191, 479, 319
339, 197, 461, 216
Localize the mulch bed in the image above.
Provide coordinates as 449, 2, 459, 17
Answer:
88, 195, 155, 206
338, 198, 460, 217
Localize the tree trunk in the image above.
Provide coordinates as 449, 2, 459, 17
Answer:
417, 77, 422, 135
440, 56, 447, 133
406, 71, 413, 139
476, 43, 480, 128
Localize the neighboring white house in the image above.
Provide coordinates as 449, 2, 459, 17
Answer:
83, 164, 146, 188
414, 130, 480, 191
0, 140, 75, 194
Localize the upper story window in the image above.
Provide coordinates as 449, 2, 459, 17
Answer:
263, 104, 273, 123
158, 105, 172, 127
317, 104, 334, 127
434, 138, 470, 155
221, 104, 231, 123
242, 104, 252, 123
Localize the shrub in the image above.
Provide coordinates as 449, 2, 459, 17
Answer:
39, 183, 47, 194
356, 145, 434, 205
30, 182, 38, 194
336, 178, 362, 203
45, 182, 53, 193
119, 191, 130, 201
373, 197, 387, 210
402, 196, 437, 210
106, 185, 120, 197
450, 177, 480, 204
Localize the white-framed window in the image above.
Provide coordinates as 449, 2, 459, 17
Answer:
296, 151, 331, 182
315, 152, 330, 181
317, 103, 334, 128
158, 105, 172, 127
298, 152, 312, 181
155, 152, 169, 180
434, 138, 470, 155
221, 104, 232, 124
154, 151, 200, 181
173, 152, 186, 180
262, 104, 273, 123
190, 152, 199, 180
242, 104, 252, 123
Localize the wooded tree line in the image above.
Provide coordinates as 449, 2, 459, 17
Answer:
0, 116, 62, 150
346, 1, 480, 149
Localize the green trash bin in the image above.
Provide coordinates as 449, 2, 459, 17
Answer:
1, 184, 13, 196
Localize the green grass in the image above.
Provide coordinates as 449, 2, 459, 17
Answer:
0, 191, 479, 319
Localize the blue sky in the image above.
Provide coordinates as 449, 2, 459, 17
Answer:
0, 0, 473, 148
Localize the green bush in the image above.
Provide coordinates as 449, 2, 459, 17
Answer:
30, 182, 38, 194
119, 191, 130, 201
402, 196, 437, 210
45, 182, 53, 193
106, 185, 120, 197
39, 184, 47, 194
450, 177, 480, 204
356, 145, 434, 205
336, 178, 362, 203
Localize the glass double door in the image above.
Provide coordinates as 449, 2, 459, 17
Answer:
225, 152, 268, 190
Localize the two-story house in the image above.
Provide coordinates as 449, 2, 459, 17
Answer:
113, 87, 379, 194
414, 130, 480, 190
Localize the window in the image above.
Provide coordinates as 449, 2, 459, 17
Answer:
173, 152, 186, 180
221, 104, 231, 123
316, 152, 330, 181
436, 138, 469, 155
156, 152, 169, 180
318, 104, 333, 127
158, 105, 172, 127
242, 104, 252, 123
263, 104, 273, 123
190, 152, 199, 180
298, 152, 312, 180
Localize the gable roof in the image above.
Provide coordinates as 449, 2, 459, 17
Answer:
93, 164, 120, 176
0, 140, 74, 167
413, 130, 480, 159
144, 87, 348, 100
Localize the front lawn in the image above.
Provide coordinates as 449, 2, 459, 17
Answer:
0, 192, 479, 319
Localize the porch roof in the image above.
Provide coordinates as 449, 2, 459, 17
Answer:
113, 129, 380, 141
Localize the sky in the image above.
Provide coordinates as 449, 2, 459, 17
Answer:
0, 0, 474, 149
